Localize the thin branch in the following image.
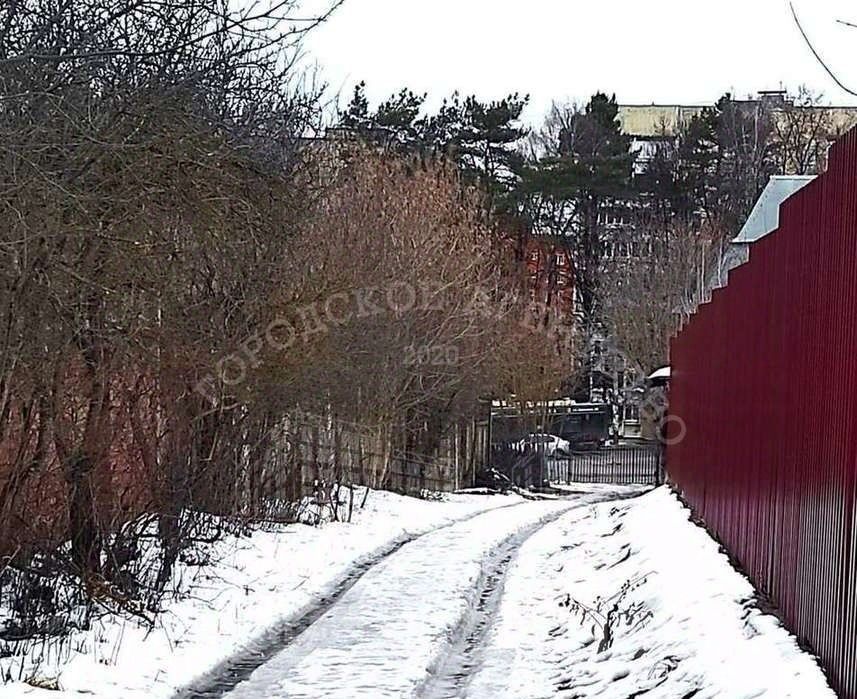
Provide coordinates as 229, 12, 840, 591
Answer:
0, 0, 344, 66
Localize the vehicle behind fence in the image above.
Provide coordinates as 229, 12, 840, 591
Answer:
668, 128, 857, 698
490, 401, 611, 447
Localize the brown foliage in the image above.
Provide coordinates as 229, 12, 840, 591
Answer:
0, 3, 570, 629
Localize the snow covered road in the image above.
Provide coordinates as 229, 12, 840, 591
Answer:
215, 495, 614, 699
199, 487, 833, 699
2, 489, 525, 699
13, 485, 827, 699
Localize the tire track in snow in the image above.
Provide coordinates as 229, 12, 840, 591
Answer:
418, 516, 560, 699
172, 499, 528, 699
419, 490, 648, 699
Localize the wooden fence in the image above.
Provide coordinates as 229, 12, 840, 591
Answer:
246, 411, 488, 521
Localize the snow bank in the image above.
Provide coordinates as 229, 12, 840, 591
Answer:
469, 486, 834, 698
1, 489, 520, 698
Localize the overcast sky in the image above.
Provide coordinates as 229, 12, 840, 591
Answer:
302, 0, 857, 124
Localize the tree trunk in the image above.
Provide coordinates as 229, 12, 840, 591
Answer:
67, 452, 100, 575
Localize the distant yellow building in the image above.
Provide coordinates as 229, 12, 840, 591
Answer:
619, 103, 857, 139
617, 104, 706, 138
618, 92, 857, 175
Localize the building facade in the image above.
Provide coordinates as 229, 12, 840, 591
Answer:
618, 91, 857, 176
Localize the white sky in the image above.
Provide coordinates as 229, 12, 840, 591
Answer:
301, 0, 857, 124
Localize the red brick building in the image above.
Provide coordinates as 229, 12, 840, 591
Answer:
522, 237, 574, 317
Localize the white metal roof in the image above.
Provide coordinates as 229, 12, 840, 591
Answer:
733, 176, 815, 244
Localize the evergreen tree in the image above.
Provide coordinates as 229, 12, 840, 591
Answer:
424, 93, 529, 212
707, 94, 777, 230
337, 83, 529, 213
339, 82, 428, 152
638, 107, 718, 224
639, 94, 776, 232
519, 94, 635, 344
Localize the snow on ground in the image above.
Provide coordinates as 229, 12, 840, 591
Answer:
4, 485, 831, 699
549, 483, 650, 497
467, 486, 835, 698
220, 498, 578, 699
0, 488, 521, 699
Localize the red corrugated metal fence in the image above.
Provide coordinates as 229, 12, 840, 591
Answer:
668, 127, 857, 697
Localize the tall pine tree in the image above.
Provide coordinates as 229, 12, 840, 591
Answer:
519, 93, 635, 347
337, 84, 529, 214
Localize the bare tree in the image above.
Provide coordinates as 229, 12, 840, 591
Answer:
601, 219, 730, 374
772, 87, 834, 175
263, 143, 570, 486
0, 0, 337, 596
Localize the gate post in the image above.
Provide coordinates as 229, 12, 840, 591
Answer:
655, 441, 665, 486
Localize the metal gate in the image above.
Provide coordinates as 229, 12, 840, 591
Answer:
546, 443, 662, 486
